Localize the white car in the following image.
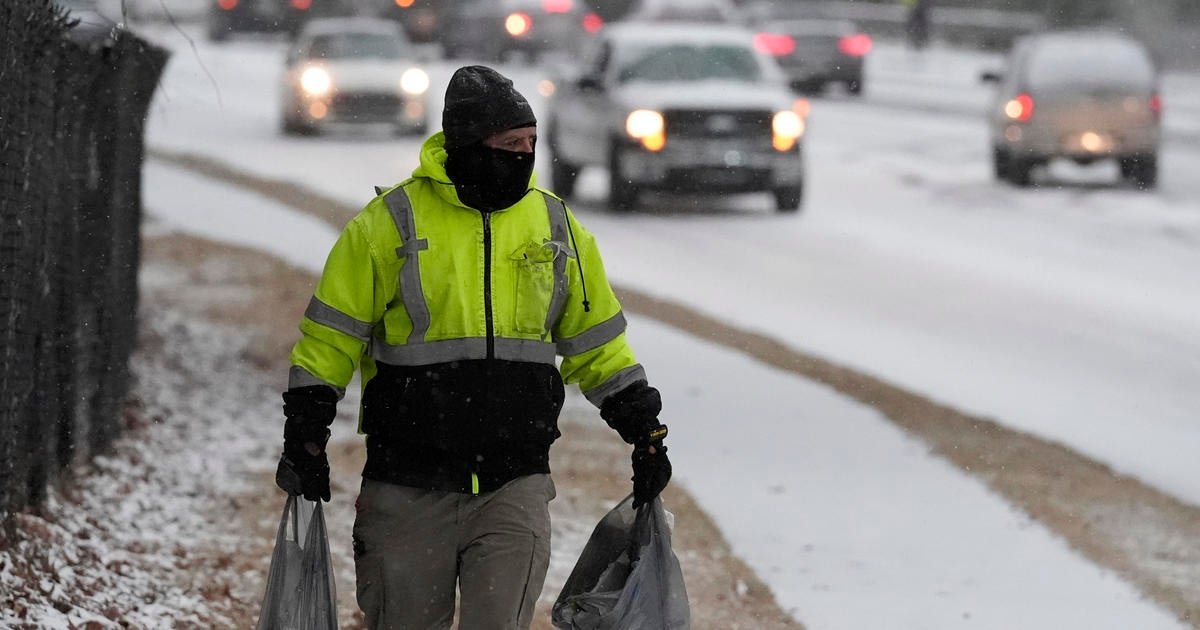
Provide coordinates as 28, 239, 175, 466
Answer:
280, 17, 430, 136
547, 23, 807, 212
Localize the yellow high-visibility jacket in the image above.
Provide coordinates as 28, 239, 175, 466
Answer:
287, 132, 645, 492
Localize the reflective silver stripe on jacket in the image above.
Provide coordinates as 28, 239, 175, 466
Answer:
370, 337, 557, 366
584, 364, 647, 407
542, 193, 572, 336
556, 312, 627, 357
288, 365, 346, 399
382, 187, 431, 344
304, 296, 374, 343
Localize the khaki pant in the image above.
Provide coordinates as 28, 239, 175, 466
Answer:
353, 474, 555, 630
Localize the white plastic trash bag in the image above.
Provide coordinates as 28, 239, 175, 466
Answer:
552, 495, 690, 630
257, 495, 338, 630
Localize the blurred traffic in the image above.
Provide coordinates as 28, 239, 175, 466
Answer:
86, 0, 1200, 211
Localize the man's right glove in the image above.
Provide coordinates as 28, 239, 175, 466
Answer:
275, 385, 338, 502
601, 381, 672, 509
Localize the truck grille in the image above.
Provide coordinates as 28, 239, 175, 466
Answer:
664, 109, 772, 139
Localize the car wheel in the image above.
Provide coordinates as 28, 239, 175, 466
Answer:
992, 146, 1011, 181
1120, 154, 1157, 190
551, 155, 579, 198
608, 141, 638, 212
846, 79, 863, 96
207, 18, 229, 42
1007, 156, 1034, 187
281, 116, 315, 136
547, 124, 579, 197
773, 185, 803, 213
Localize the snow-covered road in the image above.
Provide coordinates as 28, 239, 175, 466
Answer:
137, 24, 1199, 628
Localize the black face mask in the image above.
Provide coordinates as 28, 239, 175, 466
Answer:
444, 143, 535, 212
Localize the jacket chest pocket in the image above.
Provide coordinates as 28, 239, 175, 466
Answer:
506, 238, 561, 336
514, 258, 555, 335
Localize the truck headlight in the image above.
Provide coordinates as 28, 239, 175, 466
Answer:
400, 68, 430, 95
772, 110, 804, 151
300, 66, 332, 97
625, 109, 665, 151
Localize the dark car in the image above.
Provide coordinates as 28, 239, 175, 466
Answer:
547, 23, 807, 212
441, 0, 602, 63
207, 0, 350, 42
753, 19, 871, 95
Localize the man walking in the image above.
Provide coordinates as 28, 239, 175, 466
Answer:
274, 65, 672, 629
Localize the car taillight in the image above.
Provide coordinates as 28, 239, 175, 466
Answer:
291, 0, 311, 10
792, 98, 811, 119
542, 0, 572, 13
217, 0, 237, 9
1005, 93, 1034, 122
395, 0, 414, 7
753, 33, 795, 57
582, 11, 603, 33
837, 33, 872, 57
506, 11, 532, 37
1150, 93, 1162, 118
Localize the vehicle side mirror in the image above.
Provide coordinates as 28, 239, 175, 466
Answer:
979, 70, 1003, 84
577, 74, 605, 92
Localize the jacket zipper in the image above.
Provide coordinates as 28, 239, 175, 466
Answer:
477, 211, 494, 495
482, 211, 494, 359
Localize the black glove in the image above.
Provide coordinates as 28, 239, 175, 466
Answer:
602, 381, 672, 508
275, 385, 338, 502
632, 436, 671, 509
600, 380, 664, 447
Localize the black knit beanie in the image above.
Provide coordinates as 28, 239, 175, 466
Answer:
442, 65, 537, 150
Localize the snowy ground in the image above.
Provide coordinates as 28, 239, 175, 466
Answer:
0, 308, 288, 628
136, 22, 1200, 628
130, 156, 1188, 628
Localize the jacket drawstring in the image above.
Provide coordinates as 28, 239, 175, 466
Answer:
565, 211, 590, 312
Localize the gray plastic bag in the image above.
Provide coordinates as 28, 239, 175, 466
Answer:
552, 495, 691, 630
256, 495, 338, 630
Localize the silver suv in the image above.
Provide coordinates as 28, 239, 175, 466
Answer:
982, 30, 1161, 189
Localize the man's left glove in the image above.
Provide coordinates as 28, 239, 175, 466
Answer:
275, 385, 338, 502
632, 433, 671, 509
601, 381, 672, 509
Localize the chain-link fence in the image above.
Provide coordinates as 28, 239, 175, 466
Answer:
0, 0, 168, 521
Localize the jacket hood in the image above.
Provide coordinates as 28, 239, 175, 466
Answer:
412, 132, 538, 210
